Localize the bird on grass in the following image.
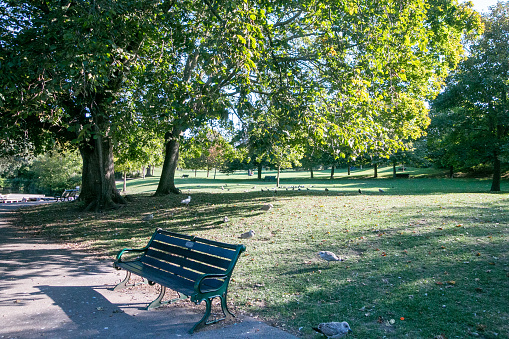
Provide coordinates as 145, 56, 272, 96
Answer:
141, 214, 154, 221
181, 196, 191, 205
312, 321, 352, 338
379, 188, 385, 193
239, 230, 255, 239
325, 188, 329, 192
223, 216, 229, 223
260, 203, 273, 211
358, 189, 362, 194
318, 251, 344, 265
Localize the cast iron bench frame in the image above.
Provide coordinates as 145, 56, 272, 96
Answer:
113, 228, 246, 333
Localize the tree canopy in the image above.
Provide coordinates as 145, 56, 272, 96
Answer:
430, 2, 509, 191
0, 0, 484, 206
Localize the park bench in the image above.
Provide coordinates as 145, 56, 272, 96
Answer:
395, 173, 410, 178
56, 189, 79, 201
181, 174, 189, 178
263, 175, 276, 181
113, 228, 246, 333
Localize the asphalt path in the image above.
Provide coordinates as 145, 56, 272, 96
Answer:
0, 198, 297, 339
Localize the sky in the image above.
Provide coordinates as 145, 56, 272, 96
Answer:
467, 0, 501, 13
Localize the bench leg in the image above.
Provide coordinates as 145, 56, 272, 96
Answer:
189, 293, 234, 334
220, 292, 235, 320
113, 271, 131, 291
189, 298, 212, 334
147, 286, 166, 310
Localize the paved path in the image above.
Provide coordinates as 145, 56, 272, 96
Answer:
0, 200, 298, 339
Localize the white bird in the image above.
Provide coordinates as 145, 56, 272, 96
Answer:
260, 203, 273, 211
312, 321, 352, 338
239, 230, 255, 239
141, 214, 154, 221
318, 251, 343, 265
181, 196, 191, 205
379, 188, 385, 193
223, 216, 229, 223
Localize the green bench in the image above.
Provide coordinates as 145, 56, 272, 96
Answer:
263, 175, 276, 181
113, 228, 246, 333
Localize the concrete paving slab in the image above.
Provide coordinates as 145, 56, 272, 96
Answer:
0, 199, 298, 339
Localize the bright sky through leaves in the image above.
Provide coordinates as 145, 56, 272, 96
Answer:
467, 0, 500, 12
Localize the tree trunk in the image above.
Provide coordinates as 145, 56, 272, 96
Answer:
257, 163, 262, 180
142, 167, 146, 179
277, 165, 281, 187
490, 153, 501, 192
214, 168, 217, 180
79, 135, 125, 211
348, 165, 351, 176
393, 161, 397, 178
374, 164, 378, 178
155, 129, 181, 195
330, 165, 335, 179
146, 165, 152, 177
310, 167, 314, 179
449, 165, 454, 179
123, 171, 127, 192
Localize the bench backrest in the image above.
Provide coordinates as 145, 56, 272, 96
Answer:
140, 229, 245, 288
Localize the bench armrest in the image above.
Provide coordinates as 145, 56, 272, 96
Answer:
194, 273, 230, 294
114, 247, 147, 263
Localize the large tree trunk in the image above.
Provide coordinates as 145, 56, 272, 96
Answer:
374, 164, 378, 178
155, 129, 181, 195
330, 165, 335, 179
79, 135, 125, 211
310, 167, 314, 179
257, 163, 262, 180
490, 153, 501, 192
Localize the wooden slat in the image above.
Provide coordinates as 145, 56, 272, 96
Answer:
116, 261, 196, 295
153, 233, 237, 260
143, 248, 226, 277
158, 229, 242, 250
138, 256, 223, 291
150, 241, 231, 270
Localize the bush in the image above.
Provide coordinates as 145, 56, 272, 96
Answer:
24, 150, 82, 195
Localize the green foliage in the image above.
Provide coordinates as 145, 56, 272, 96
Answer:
26, 149, 82, 194
429, 3, 509, 189
180, 128, 237, 176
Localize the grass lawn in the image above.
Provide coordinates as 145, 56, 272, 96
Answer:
18, 167, 508, 338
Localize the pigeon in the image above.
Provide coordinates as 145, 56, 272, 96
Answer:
358, 189, 362, 194
141, 214, 154, 221
312, 321, 352, 338
260, 203, 273, 211
181, 196, 191, 205
221, 186, 224, 190
239, 230, 255, 239
325, 188, 329, 192
318, 251, 343, 265
379, 188, 385, 193
223, 216, 229, 223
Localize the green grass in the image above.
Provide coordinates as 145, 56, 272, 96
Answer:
18, 168, 508, 338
